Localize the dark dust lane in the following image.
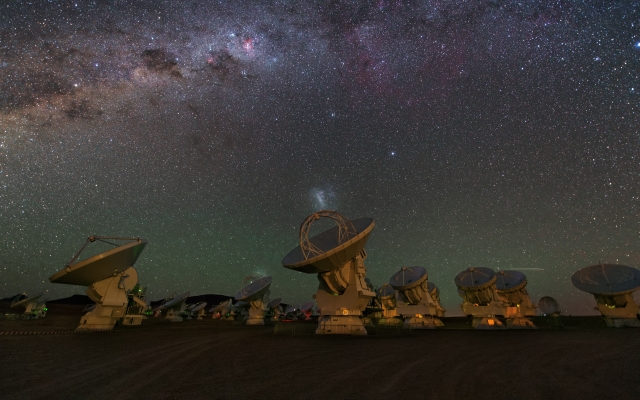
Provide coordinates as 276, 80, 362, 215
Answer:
1, 324, 639, 400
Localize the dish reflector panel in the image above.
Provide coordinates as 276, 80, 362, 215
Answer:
159, 291, 190, 310
235, 276, 273, 302
189, 301, 207, 313
11, 292, 44, 308
300, 301, 314, 312
455, 267, 496, 290
377, 283, 395, 299
538, 296, 559, 315
571, 264, 640, 295
268, 297, 282, 308
427, 281, 440, 297
281, 217, 375, 274
390, 266, 427, 290
495, 270, 527, 292
49, 238, 147, 286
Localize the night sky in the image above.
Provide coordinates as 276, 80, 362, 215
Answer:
1, 1, 638, 315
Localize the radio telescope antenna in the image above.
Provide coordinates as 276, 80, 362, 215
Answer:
235, 276, 272, 325
210, 299, 233, 319
49, 236, 147, 331
155, 291, 190, 322
454, 267, 506, 329
282, 210, 376, 335
186, 301, 208, 320
538, 296, 560, 316
267, 297, 283, 321
538, 296, 563, 329
11, 292, 47, 319
494, 270, 537, 329
376, 283, 403, 326
299, 301, 316, 321
389, 267, 445, 329
571, 263, 640, 328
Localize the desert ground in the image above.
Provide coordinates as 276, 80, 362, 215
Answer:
0, 306, 639, 400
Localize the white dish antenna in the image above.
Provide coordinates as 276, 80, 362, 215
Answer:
188, 301, 207, 313
50, 236, 147, 286
234, 276, 273, 325
11, 292, 44, 309
494, 270, 537, 328
455, 267, 505, 329
187, 301, 207, 320
49, 236, 147, 331
389, 266, 445, 329
572, 264, 640, 327
282, 211, 376, 335
268, 297, 282, 308
538, 296, 560, 315
156, 291, 190, 311
11, 292, 47, 319
572, 263, 640, 295
235, 276, 273, 302
300, 301, 314, 312
157, 291, 190, 322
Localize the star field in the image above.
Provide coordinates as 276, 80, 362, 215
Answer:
0, 1, 638, 314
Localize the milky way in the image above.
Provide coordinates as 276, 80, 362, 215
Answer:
1, 1, 638, 314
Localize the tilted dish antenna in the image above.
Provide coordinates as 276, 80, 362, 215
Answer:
234, 276, 272, 325
571, 263, 640, 328
376, 283, 403, 326
538, 296, 560, 316
268, 297, 283, 321
300, 301, 315, 321
390, 266, 445, 329
427, 282, 443, 307
282, 210, 376, 335
454, 267, 506, 329
156, 291, 190, 322
377, 283, 397, 311
187, 301, 208, 320
283, 304, 299, 321
11, 292, 47, 319
49, 236, 147, 331
210, 299, 233, 319
494, 270, 537, 329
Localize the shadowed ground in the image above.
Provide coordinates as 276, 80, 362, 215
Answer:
1, 312, 639, 400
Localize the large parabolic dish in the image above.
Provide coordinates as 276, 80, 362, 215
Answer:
11, 292, 44, 308
268, 298, 282, 308
282, 217, 375, 274
235, 276, 273, 302
49, 237, 147, 286
495, 270, 527, 292
571, 264, 640, 295
538, 296, 559, 315
390, 266, 427, 291
455, 267, 496, 290
157, 291, 190, 311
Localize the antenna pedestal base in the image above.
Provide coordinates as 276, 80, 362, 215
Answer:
604, 318, 640, 328
596, 295, 640, 327
122, 315, 144, 325
472, 316, 506, 329
166, 309, 185, 322
506, 317, 537, 329
77, 267, 137, 331
377, 317, 404, 327
314, 257, 375, 335
316, 315, 367, 335
403, 314, 444, 329
246, 307, 266, 325
77, 304, 126, 331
